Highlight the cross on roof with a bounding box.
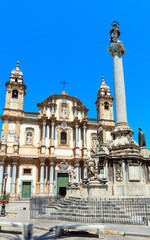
[60,80,68,91]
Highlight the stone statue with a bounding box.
[68,167,76,185]
[109,21,120,43]
[14,134,19,145]
[2,134,6,144]
[138,128,146,147]
[97,124,103,145]
[87,157,96,181]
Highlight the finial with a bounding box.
[16,60,20,70]
[101,74,105,84]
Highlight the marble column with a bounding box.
[108,24,127,126]
[46,124,50,147]
[75,124,79,148]
[51,122,55,146]
[11,162,17,194]
[83,165,87,183]
[83,126,87,148]
[42,120,46,146]
[0,163,4,193]
[76,164,79,186]
[40,161,45,193]
[49,163,54,193]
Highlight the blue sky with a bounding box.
[0,0,150,146]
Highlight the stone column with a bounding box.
[0,163,4,193]
[51,122,55,146]
[83,126,87,148]
[11,162,17,194]
[49,162,54,194]
[75,124,79,148]
[108,25,127,126]
[76,164,79,186]
[42,120,46,146]
[46,124,50,147]
[83,165,87,184]
[40,160,45,193]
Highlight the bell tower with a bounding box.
[96,75,114,121]
[95,75,114,142]
[4,61,26,116]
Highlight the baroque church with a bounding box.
[0,22,150,199]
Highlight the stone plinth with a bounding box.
[87,180,108,198]
[66,186,80,197]
[82,185,88,197]
[141,147,149,158]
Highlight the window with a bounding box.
[104,102,109,110]
[12,90,18,99]
[23,169,31,174]
[61,132,66,145]
[26,132,32,144]
[15,78,17,82]
[61,104,67,118]
[105,91,107,95]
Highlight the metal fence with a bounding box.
[30,197,150,226]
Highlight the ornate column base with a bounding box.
[87,180,108,198]
[66,186,80,197]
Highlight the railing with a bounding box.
[24,112,39,118]
[30,197,150,225]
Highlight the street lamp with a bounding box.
[1,172,8,216]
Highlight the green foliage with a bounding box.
[122,232,126,237]
[0,193,10,201]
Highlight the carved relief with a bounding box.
[115,163,122,182]
[58,160,68,171]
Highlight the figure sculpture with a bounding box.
[109,21,120,43]
[68,167,76,186]
[15,134,19,145]
[97,124,103,145]
[87,157,97,181]
[138,128,146,147]
[2,134,6,144]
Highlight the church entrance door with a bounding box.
[57,173,69,196]
[22,182,31,198]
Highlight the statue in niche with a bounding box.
[15,133,19,145]
[68,167,76,186]
[2,134,6,144]
[92,138,97,148]
[61,104,67,119]
[138,128,146,147]
[97,124,103,145]
[109,21,120,43]
[27,132,32,144]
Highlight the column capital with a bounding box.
[108,42,126,58]
[49,160,54,166]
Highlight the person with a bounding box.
[138,128,146,147]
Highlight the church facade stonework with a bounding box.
[0,23,150,199]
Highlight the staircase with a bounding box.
[31,197,150,225]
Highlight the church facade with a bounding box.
[0,62,114,198]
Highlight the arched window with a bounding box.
[104,102,109,110]
[26,132,33,144]
[61,104,67,118]
[12,90,18,99]
[61,132,66,145]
